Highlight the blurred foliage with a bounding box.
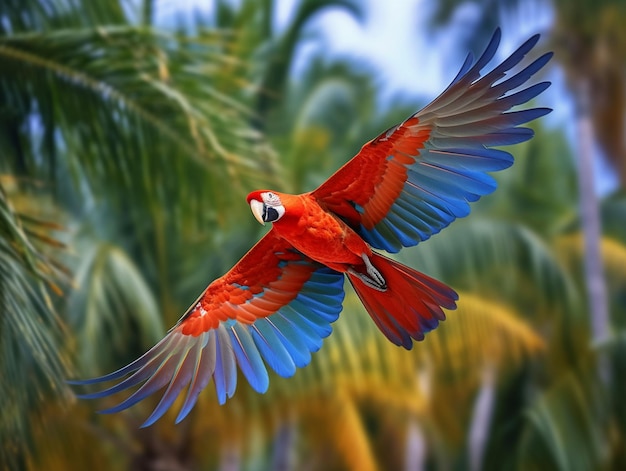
[1,0,625,470]
[431,0,626,186]
[0,179,71,470]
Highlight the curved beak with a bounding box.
[249,199,265,225]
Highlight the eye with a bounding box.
[263,191,281,207]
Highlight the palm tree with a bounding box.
[194,0,365,129]
[429,0,622,354]
[426,3,626,467]
[1,0,370,469]
[1,0,276,466]
[0,182,70,469]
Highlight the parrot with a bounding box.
[71,29,552,427]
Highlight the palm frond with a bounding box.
[555,233,626,330]
[518,368,610,471]
[0,181,69,468]
[274,57,378,192]
[0,26,277,227]
[407,218,580,316]
[67,240,163,375]
[1,0,130,34]
[303,393,379,471]
[602,191,626,241]
[254,0,366,123]
[483,125,579,237]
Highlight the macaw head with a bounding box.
[247,190,286,226]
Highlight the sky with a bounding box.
[154,0,553,96]
[152,0,619,195]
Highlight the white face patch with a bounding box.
[262,191,281,207]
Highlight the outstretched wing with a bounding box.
[69,232,345,427]
[313,29,552,253]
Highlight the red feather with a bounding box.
[348,253,457,348]
[180,232,315,336]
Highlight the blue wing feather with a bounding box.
[353,30,552,252]
[229,323,269,394]
[70,259,345,426]
[141,340,201,427]
[250,321,297,377]
[261,317,312,367]
[175,333,215,423]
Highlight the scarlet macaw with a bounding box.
[71,29,552,426]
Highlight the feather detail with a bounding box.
[348,253,458,349]
[313,28,552,253]
[70,235,345,426]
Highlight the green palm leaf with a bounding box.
[519,368,610,471]
[67,240,163,374]
[0,181,69,468]
[0,27,277,224]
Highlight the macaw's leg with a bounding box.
[348,254,387,292]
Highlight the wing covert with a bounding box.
[313,28,552,252]
[69,232,345,426]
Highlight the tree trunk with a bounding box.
[218,441,242,471]
[467,364,496,471]
[576,78,611,379]
[272,414,298,471]
[404,419,427,471]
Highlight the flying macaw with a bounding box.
[71,29,552,426]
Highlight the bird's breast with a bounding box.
[274,197,368,268]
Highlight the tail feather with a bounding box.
[348,253,458,349]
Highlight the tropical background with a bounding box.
[1,0,625,469]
